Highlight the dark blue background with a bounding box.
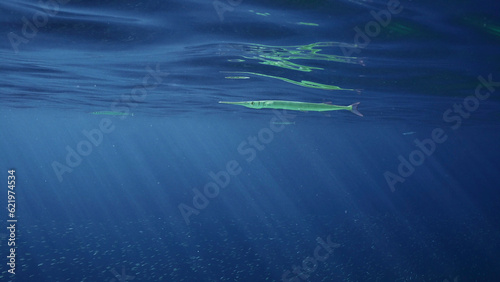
[1,0,499,281]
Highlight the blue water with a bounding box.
[1,0,500,281]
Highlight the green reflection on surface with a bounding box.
[224,42,358,91]
[387,22,415,36]
[248,10,271,16]
[223,71,353,91]
[225,76,250,79]
[297,22,319,26]
[464,15,500,37]
[236,42,357,72]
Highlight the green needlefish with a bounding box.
[91,111,134,116]
[219,100,363,117]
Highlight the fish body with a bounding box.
[91,111,134,116]
[219,100,362,116]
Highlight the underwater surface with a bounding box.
[1,0,500,281]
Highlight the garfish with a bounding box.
[91,111,134,116]
[219,100,363,116]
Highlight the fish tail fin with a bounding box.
[349,102,363,117]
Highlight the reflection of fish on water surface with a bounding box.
[91,111,134,116]
[222,71,355,91]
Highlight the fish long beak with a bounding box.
[219,101,247,105]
